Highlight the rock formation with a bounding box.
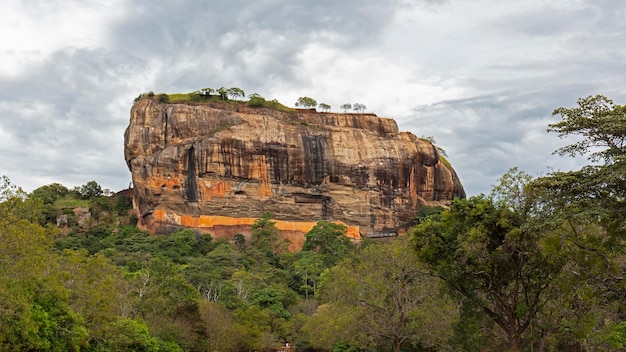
[124,99,465,250]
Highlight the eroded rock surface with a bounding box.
[124,99,465,249]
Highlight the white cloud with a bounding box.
[1,0,626,196]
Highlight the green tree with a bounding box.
[198,301,237,352]
[216,87,228,100]
[226,87,245,100]
[295,96,317,109]
[311,238,456,352]
[302,220,352,266]
[233,233,247,250]
[340,103,351,112]
[293,251,325,299]
[199,87,214,96]
[77,180,103,199]
[529,95,626,350]
[352,103,366,112]
[97,317,159,352]
[250,212,290,258]
[0,177,89,351]
[411,168,593,351]
[31,183,69,204]
[248,95,266,107]
[318,103,331,112]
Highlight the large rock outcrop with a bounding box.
[124,99,465,250]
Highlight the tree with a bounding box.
[311,238,456,352]
[529,95,626,350]
[0,177,90,351]
[199,87,214,96]
[537,95,626,228]
[77,180,103,199]
[247,93,266,107]
[250,212,290,257]
[352,103,366,113]
[233,233,246,250]
[412,205,444,225]
[97,318,159,352]
[31,183,69,204]
[302,221,352,265]
[295,96,317,109]
[226,87,245,100]
[318,103,331,112]
[59,249,124,343]
[340,103,352,112]
[216,87,228,100]
[293,251,325,299]
[411,168,600,351]
[199,301,237,352]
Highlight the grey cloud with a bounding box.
[107,0,398,94]
[0,48,142,191]
[404,89,597,196]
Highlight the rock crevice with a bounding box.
[124,99,465,248]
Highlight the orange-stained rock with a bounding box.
[150,209,360,251]
[124,98,465,250]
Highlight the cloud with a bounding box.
[2,0,626,198]
[0,48,146,191]
[406,89,597,195]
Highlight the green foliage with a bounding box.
[226,87,245,100]
[352,102,366,112]
[295,96,317,109]
[217,86,228,100]
[410,165,620,351]
[601,321,626,349]
[207,122,232,136]
[340,103,352,112]
[527,95,626,350]
[157,93,169,103]
[31,183,70,204]
[113,193,133,215]
[310,237,456,352]
[412,194,548,350]
[233,233,246,250]
[157,229,201,263]
[247,94,266,107]
[96,317,160,351]
[0,177,159,351]
[318,102,331,112]
[76,180,104,199]
[294,251,325,299]
[7,93,626,351]
[549,94,626,162]
[412,205,444,225]
[302,221,353,266]
[50,195,91,209]
[251,212,290,258]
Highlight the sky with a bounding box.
[2,0,626,196]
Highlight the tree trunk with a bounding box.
[507,333,520,352]
[393,338,401,352]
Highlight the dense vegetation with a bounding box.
[134,88,366,115]
[1,95,625,351]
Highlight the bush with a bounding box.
[248,96,266,107]
[158,94,170,103]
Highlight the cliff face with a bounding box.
[124,99,465,249]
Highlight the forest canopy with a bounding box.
[0,95,624,351]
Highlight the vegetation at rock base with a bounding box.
[1,94,625,351]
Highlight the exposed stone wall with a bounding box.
[124,99,465,248]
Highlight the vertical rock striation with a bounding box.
[124,99,465,249]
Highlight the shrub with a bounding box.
[157,94,169,103]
